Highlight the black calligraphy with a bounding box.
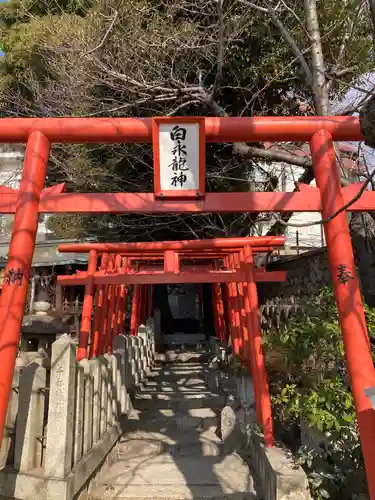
[5,268,24,286]
[169,125,189,187]
[336,264,354,285]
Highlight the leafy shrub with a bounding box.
[264,288,375,499]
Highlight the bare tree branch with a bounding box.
[233,142,312,168]
[240,0,313,85]
[82,9,118,57]
[270,168,375,228]
[336,1,364,69]
[266,2,313,84]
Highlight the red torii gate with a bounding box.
[56,236,286,447]
[0,116,374,497]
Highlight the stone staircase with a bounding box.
[89,351,257,499]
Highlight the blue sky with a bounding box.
[0,0,6,56]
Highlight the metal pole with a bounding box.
[311,130,375,499]
[0,131,50,446]
[77,249,97,361]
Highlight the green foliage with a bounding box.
[265,288,374,499]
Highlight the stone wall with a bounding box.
[258,248,331,328]
[258,237,375,326]
[209,338,312,500]
[0,321,156,500]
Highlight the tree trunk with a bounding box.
[304,0,330,115]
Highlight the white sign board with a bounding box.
[158,122,200,192]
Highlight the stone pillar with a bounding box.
[110,354,120,421]
[14,364,46,471]
[146,317,156,363]
[113,335,129,414]
[0,367,20,468]
[125,335,136,388]
[73,364,84,465]
[137,325,149,376]
[91,360,101,444]
[45,336,76,479]
[98,356,108,436]
[29,275,36,313]
[104,354,116,426]
[131,337,141,385]
[55,283,63,314]
[79,359,94,454]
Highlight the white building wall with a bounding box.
[0,146,52,239]
[254,163,325,252]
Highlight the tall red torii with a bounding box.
[0,116,373,497]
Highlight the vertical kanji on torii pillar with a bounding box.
[311,129,375,496]
[0,131,50,445]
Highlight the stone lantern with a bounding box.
[33,287,51,316]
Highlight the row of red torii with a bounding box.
[0,116,374,497]
[56,235,287,449]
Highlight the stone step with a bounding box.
[134,392,225,411]
[89,453,255,500]
[164,352,210,363]
[148,374,207,380]
[88,352,257,500]
[148,374,206,379]
[115,432,223,458]
[90,484,255,499]
[141,377,207,388]
[137,385,210,393]
[135,391,219,400]
[150,364,206,372]
[152,360,205,366]
[125,408,220,432]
